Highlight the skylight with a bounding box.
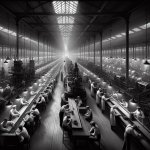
[53,1,78,14]
[53,1,78,44]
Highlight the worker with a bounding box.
[62,115,72,136]
[59,104,70,127]
[20,97,29,107]
[84,106,92,121]
[10,105,20,119]
[3,84,11,98]
[75,96,82,107]
[91,82,97,97]
[110,105,119,129]
[36,94,46,111]
[61,92,68,106]
[101,93,109,113]
[96,88,103,107]
[132,107,145,123]
[120,99,128,108]
[89,121,101,141]
[122,124,141,150]
[23,112,35,135]
[15,125,30,144]
[3,84,12,105]
[0,118,14,133]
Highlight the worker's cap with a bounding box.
[86,106,90,109]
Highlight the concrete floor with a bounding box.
[29,73,142,150]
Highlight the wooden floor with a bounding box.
[29,74,141,150]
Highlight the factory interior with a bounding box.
[0,0,150,150]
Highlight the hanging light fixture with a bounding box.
[144,8,150,65]
[4,59,8,63]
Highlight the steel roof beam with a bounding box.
[15,12,122,17]
[29,23,107,25]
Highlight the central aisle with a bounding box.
[30,75,67,150]
[29,73,124,150]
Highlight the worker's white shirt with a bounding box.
[96,90,101,104]
[101,96,106,110]
[110,107,116,126]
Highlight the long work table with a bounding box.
[68,98,91,138]
[78,63,150,150]
[68,99,82,129]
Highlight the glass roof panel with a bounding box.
[53,1,78,43]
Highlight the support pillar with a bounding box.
[38,32,39,63]
[93,35,96,65]
[16,18,20,60]
[100,32,103,72]
[125,15,130,83]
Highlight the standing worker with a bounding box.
[122,124,141,150]
[110,105,119,129]
[96,88,102,107]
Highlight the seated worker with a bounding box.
[122,124,142,150]
[59,104,70,127]
[23,112,35,135]
[31,107,41,126]
[61,92,68,106]
[41,92,49,104]
[45,88,52,101]
[132,107,145,123]
[89,121,101,141]
[10,105,20,119]
[20,97,29,107]
[75,96,82,107]
[62,115,72,136]
[15,125,30,144]
[30,90,37,96]
[0,118,14,133]
[36,94,46,111]
[120,99,128,108]
[30,106,40,116]
[84,106,92,121]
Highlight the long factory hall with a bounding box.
[0,0,150,150]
